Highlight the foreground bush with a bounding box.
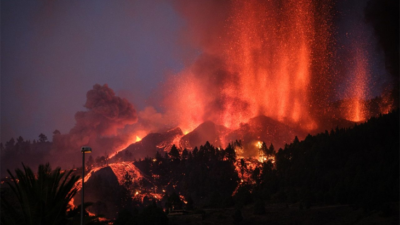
[1,163,79,225]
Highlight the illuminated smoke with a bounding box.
[52,84,138,166]
[166,0,334,133]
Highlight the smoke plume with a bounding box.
[52,84,138,167]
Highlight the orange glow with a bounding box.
[256,141,262,149]
[73,162,144,192]
[136,136,142,142]
[167,0,327,137]
[344,47,368,122]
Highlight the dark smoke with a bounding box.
[52,84,138,168]
[365,0,399,106]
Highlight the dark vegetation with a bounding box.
[130,111,399,224]
[132,110,399,211]
[271,111,399,211]
[1,133,53,177]
[0,163,98,225]
[133,142,240,208]
[1,111,398,224]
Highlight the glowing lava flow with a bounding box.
[73,162,144,192]
[136,136,142,142]
[107,134,141,160]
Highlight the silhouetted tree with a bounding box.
[169,145,180,160]
[1,163,80,225]
[38,133,48,143]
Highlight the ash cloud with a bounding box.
[52,84,138,168]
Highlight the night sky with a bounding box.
[1,0,193,142]
[1,0,392,143]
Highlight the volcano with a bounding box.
[226,115,308,152]
[109,127,183,162]
[111,114,313,162]
[179,121,230,150]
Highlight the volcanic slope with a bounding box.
[179,121,231,150]
[226,115,308,151]
[110,127,183,162]
[112,116,313,161]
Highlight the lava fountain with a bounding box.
[345,46,368,122]
[167,0,334,133]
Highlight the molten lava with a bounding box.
[168,0,333,135]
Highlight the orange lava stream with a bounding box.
[73,162,144,193]
[107,135,139,160]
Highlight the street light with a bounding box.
[81,146,92,225]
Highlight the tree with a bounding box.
[53,130,61,142]
[267,143,275,157]
[38,133,48,143]
[261,142,268,155]
[225,144,236,162]
[1,163,80,225]
[168,145,180,160]
[181,149,189,160]
[16,136,24,144]
[53,130,61,136]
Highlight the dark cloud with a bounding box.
[51,84,137,167]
